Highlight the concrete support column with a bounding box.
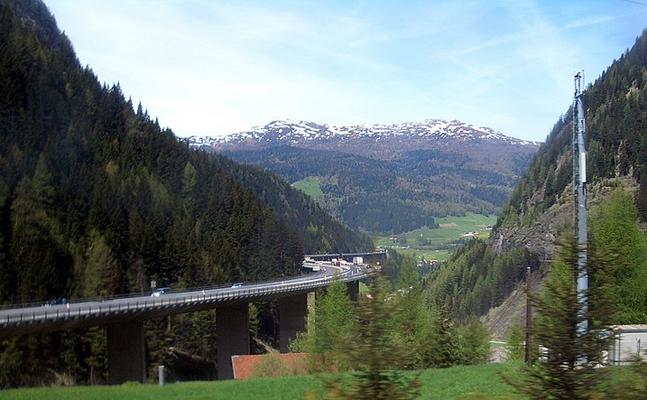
[107,320,146,384]
[279,293,308,353]
[217,303,249,380]
[346,280,359,301]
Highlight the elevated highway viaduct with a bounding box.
[0,261,373,383]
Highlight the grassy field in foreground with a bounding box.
[373,213,498,262]
[0,363,526,400]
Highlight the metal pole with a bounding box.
[158,365,165,386]
[525,265,532,366]
[573,72,588,336]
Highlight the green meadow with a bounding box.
[292,177,497,263]
[2,362,642,400]
[0,363,526,400]
[292,178,324,200]
[373,213,498,261]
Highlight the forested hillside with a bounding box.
[498,29,647,229]
[0,0,375,386]
[423,28,647,326]
[222,139,532,234]
[0,0,370,305]
[226,146,451,233]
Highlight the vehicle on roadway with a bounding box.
[43,298,68,307]
[231,283,243,288]
[150,287,171,297]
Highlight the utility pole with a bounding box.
[573,72,588,336]
[525,265,532,366]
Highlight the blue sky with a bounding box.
[46,0,647,142]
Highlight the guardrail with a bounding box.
[0,267,366,330]
[0,267,326,312]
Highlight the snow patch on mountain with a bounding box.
[185,119,540,148]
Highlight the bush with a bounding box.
[250,354,308,378]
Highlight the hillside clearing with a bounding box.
[374,213,498,261]
[292,177,324,199]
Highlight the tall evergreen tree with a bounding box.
[590,187,647,323]
[456,318,491,365]
[505,236,617,399]
[504,323,526,362]
[389,282,435,370]
[291,278,356,373]
[323,275,421,400]
[9,155,71,302]
[426,299,461,368]
[396,255,420,291]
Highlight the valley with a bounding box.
[3,0,647,395]
[201,119,539,234]
[293,173,499,261]
[373,213,498,262]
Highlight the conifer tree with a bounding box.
[504,323,525,362]
[505,236,616,399]
[426,299,461,368]
[291,278,356,373]
[323,275,421,400]
[457,318,491,365]
[590,188,647,323]
[396,255,420,291]
[389,284,435,370]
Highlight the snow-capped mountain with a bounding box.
[185,119,540,162]
[183,118,541,234]
[187,119,538,155]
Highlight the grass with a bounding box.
[421,213,497,243]
[292,178,324,200]
[0,376,323,400]
[291,181,496,262]
[0,363,526,400]
[373,213,498,261]
[3,362,644,399]
[417,363,525,399]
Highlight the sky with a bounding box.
[45,0,647,142]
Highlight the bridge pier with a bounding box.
[346,280,359,301]
[217,303,249,380]
[279,293,309,353]
[107,320,146,384]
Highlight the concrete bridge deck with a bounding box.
[0,267,361,338]
[0,259,375,383]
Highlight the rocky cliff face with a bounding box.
[490,196,566,261]
[491,172,638,263]
[483,175,639,339]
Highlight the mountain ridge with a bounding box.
[0,0,375,387]
[187,118,539,160]
[422,28,647,337]
[186,119,540,234]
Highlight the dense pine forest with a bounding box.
[499,29,647,228]
[223,137,532,234]
[0,0,375,386]
[423,28,647,325]
[0,0,371,304]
